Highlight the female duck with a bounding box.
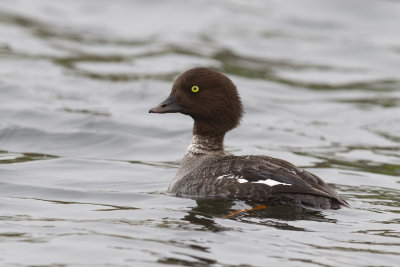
[149,67,348,209]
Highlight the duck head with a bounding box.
[149,67,243,136]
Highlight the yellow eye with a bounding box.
[191,85,199,93]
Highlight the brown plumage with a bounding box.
[171,67,243,136]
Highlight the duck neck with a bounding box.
[187,134,226,156]
[176,125,226,179]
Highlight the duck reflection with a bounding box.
[183,199,337,232]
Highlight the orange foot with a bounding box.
[224,205,267,218]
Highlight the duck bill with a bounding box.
[148,95,183,114]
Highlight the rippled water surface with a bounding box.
[1,0,400,266]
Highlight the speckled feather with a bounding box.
[168,155,349,209]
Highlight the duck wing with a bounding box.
[223,155,349,207]
[193,155,349,208]
[170,155,349,208]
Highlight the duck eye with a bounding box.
[191,85,199,93]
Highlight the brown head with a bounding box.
[149,67,243,136]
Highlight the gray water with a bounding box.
[0,0,399,266]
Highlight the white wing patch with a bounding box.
[253,179,291,186]
[217,174,291,186]
[217,174,248,183]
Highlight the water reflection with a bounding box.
[0,150,57,164]
[158,255,217,267]
[184,199,336,232]
[294,149,400,176]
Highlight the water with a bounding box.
[0,0,399,266]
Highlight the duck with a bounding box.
[149,67,349,209]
